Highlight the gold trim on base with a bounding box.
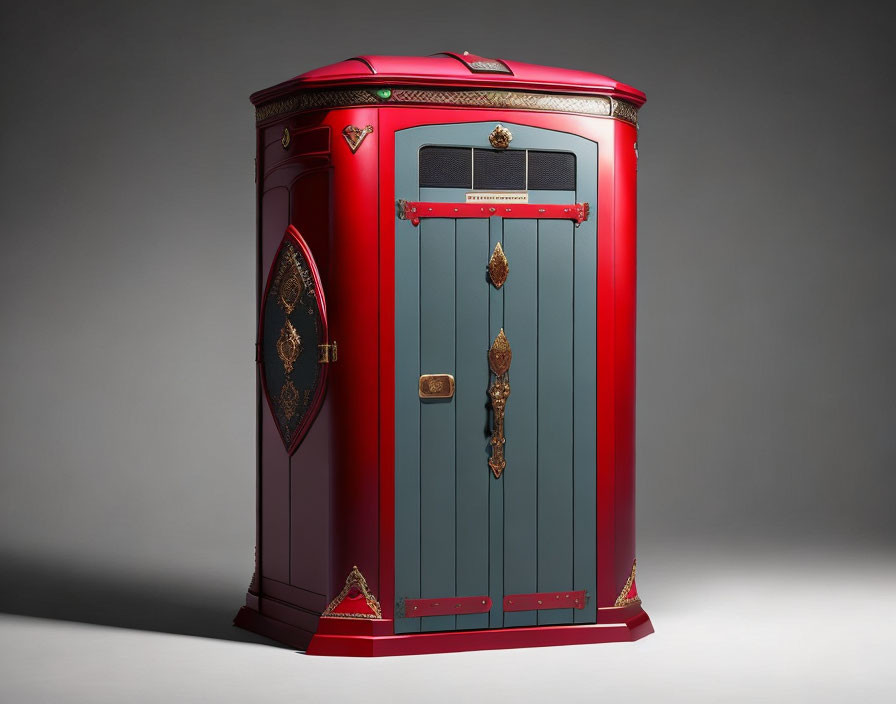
[321,566,383,619]
[614,558,642,607]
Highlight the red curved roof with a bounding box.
[250,53,646,107]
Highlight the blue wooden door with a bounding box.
[395,122,598,633]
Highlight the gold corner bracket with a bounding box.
[322,566,382,619]
[614,558,642,607]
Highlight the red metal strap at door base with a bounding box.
[403,595,492,618]
[503,590,587,612]
[398,200,589,226]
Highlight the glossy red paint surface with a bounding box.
[613,121,639,597]
[250,53,646,108]
[327,595,379,618]
[238,55,649,655]
[307,612,653,657]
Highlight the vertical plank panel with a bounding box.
[455,218,491,631]
[501,218,539,628]
[393,135,421,633]
[536,219,575,625]
[419,218,457,632]
[488,216,505,629]
[574,146,598,623]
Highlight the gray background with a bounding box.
[1,1,893,701]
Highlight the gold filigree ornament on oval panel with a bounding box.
[278,378,300,421]
[488,242,509,288]
[276,249,304,315]
[276,319,302,373]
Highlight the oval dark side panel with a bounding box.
[259,225,329,454]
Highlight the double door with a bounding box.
[394,122,598,632]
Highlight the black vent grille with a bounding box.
[419,146,472,188]
[418,146,577,191]
[527,150,576,190]
[473,149,526,190]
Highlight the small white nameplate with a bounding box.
[465,191,529,203]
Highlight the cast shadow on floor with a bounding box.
[0,553,290,648]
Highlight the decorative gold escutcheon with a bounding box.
[419,374,455,399]
[488,329,512,478]
[488,328,512,376]
[488,124,512,149]
[342,124,374,153]
[281,127,290,149]
[488,242,509,289]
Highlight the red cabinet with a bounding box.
[234,52,652,656]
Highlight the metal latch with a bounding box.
[318,341,338,363]
[419,374,455,399]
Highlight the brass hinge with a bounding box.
[318,341,338,363]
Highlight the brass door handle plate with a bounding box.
[419,374,455,399]
[488,329,512,478]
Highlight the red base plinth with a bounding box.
[234,604,653,657]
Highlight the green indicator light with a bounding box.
[375,88,392,100]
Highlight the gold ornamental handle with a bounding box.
[488,329,512,479]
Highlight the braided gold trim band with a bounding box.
[255,88,639,126]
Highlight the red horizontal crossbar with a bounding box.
[503,590,587,612]
[403,595,492,618]
[398,200,589,226]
